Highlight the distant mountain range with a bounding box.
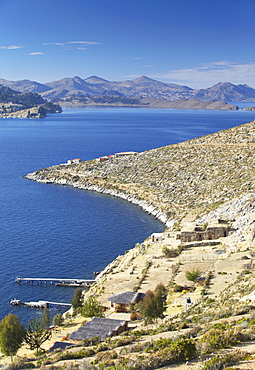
[1,75,255,102]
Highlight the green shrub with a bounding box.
[173,284,184,292]
[249,318,255,326]
[185,268,201,283]
[95,350,118,361]
[53,313,64,326]
[178,321,189,329]
[200,351,247,370]
[154,337,197,365]
[198,325,241,354]
[81,296,103,318]
[6,359,36,370]
[82,336,101,346]
[58,348,96,361]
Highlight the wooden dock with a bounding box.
[15,276,96,287]
[10,298,72,309]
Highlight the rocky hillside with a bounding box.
[26,119,255,225]
[1,75,255,102]
[0,86,62,118]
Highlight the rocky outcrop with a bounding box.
[197,191,255,246]
[0,86,62,118]
[0,106,47,118]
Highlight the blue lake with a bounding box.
[0,106,255,324]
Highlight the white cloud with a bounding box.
[43,41,100,46]
[43,42,65,46]
[67,41,101,45]
[0,45,23,50]
[28,52,45,55]
[143,65,154,68]
[152,61,255,88]
[124,57,143,60]
[42,41,100,51]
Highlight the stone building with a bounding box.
[179,220,229,243]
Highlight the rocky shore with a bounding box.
[25,171,171,226]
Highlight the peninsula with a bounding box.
[17,119,255,369]
[26,119,255,225]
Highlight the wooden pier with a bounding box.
[10,298,72,309]
[15,276,96,287]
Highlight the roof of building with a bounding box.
[181,220,229,233]
[115,151,138,156]
[151,232,163,238]
[69,317,127,341]
[108,291,144,304]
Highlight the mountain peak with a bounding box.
[85,76,109,84]
[212,82,236,88]
[133,75,156,83]
[72,76,87,83]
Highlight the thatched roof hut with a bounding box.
[69,317,128,341]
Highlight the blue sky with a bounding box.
[1,0,255,88]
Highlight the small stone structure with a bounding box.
[179,220,229,243]
[151,233,164,243]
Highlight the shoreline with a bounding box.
[25,172,173,228]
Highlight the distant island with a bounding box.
[1,75,255,113]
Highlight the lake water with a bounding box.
[1,106,255,324]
